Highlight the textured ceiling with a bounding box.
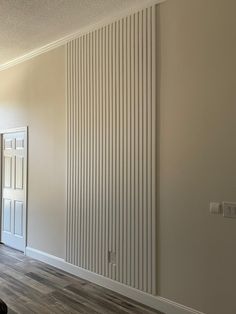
[0,0,152,66]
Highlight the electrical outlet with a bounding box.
[108,251,116,265]
[209,202,222,214]
[222,202,236,218]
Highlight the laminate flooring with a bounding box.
[0,245,163,314]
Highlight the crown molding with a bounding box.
[0,0,165,72]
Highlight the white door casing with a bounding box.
[1,129,27,252]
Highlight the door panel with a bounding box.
[4,138,13,150]
[4,156,12,188]
[1,131,27,251]
[15,156,24,189]
[16,138,24,150]
[14,201,23,236]
[3,199,11,232]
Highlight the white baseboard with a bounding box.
[25,247,205,314]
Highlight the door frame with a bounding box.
[0,126,28,253]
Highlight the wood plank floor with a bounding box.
[0,245,163,314]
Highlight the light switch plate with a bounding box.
[222,202,236,218]
[209,202,221,214]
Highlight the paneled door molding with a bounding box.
[0,127,28,253]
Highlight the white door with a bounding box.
[1,131,27,251]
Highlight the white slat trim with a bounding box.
[67,5,157,295]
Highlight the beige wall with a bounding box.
[0,1,236,313]
[0,46,66,258]
[158,1,236,314]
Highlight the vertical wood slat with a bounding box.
[112,22,116,281]
[143,8,148,292]
[66,5,157,295]
[151,5,157,295]
[147,7,152,294]
[108,23,113,279]
[130,12,135,289]
[138,10,143,291]
[95,29,99,275]
[115,20,120,282]
[126,15,131,287]
[123,17,127,285]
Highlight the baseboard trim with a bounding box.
[25,247,205,314]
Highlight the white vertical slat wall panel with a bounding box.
[66,5,157,295]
